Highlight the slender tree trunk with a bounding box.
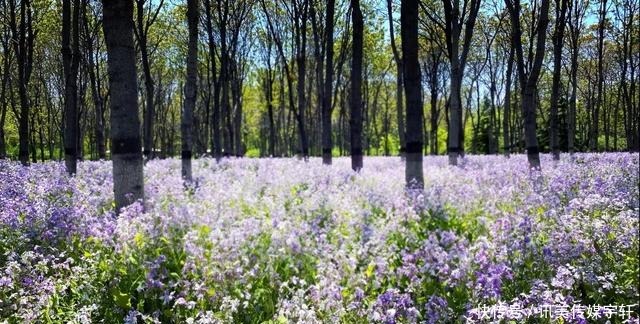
[567,0,584,155]
[322,0,335,165]
[204,0,220,160]
[350,0,363,171]
[448,70,462,164]
[135,0,159,160]
[29,109,36,163]
[9,0,34,165]
[63,0,81,174]
[387,0,405,158]
[401,0,423,189]
[507,0,549,169]
[232,73,242,156]
[0,111,5,159]
[592,0,607,152]
[429,53,440,155]
[219,3,231,156]
[568,42,578,154]
[83,6,106,160]
[182,0,197,182]
[503,48,513,157]
[294,1,309,158]
[550,0,568,160]
[263,37,276,157]
[522,86,541,167]
[102,0,144,212]
[440,0,481,164]
[0,35,9,159]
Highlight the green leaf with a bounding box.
[111,288,131,309]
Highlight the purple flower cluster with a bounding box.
[0,153,637,322]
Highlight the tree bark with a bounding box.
[134,0,162,160]
[350,0,363,171]
[428,51,441,155]
[503,48,513,157]
[567,0,584,154]
[83,2,106,160]
[401,0,423,189]
[387,0,405,158]
[507,0,550,169]
[550,0,568,160]
[204,0,221,160]
[63,0,81,174]
[322,0,335,164]
[182,0,198,182]
[440,0,481,165]
[294,0,310,158]
[0,28,10,159]
[592,0,607,152]
[9,0,35,165]
[102,0,144,212]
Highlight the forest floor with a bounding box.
[0,154,638,323]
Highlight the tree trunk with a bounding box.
[440,0,481,164]
[135,0,158,160]
[204,0,220,160]
[522,86,541,167]
[507,0,549,169]
[263,36,277,157]
[503,48,513,157]
[387,0,405,158]
[232,75,242,156]
[350,0,363,171]
[219,3,231,156]
[592,0,607,152]
[567,0,584,155]
[401,0,423,189]
[83,4,106,160]
[295,1,309,158]
[429,53,440,155]
[0,33,9,159]
[550,0,568,160]
[322,0,335,165]
[102,0,144,212]
[9,0,34,165]
[182,0,197,182]
[63,0,81,174]
[448,70,462,164]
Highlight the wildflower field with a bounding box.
[0,154,638,323]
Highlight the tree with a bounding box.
[0,14,11,159]
[401,0,423,188]
[387,0,406,158]
[260,0,310,159]
[506,0,551,169]
[322,0,335,164]
[503,45,514,156]
[292,0,310,158]
[134,0,164,160]
[549,0,568,160]
[259,31,277,157]
[203,0,221,160]
[62,0,81,174]
[83,1,107,159]
[8,0,36,165]
[350,0,363,171]
[613,0,639,152]
[567,0,587,154]
[181,0,198,181]
[102,0,144,211]
[424,0,481,165]
[592,0,607,151]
